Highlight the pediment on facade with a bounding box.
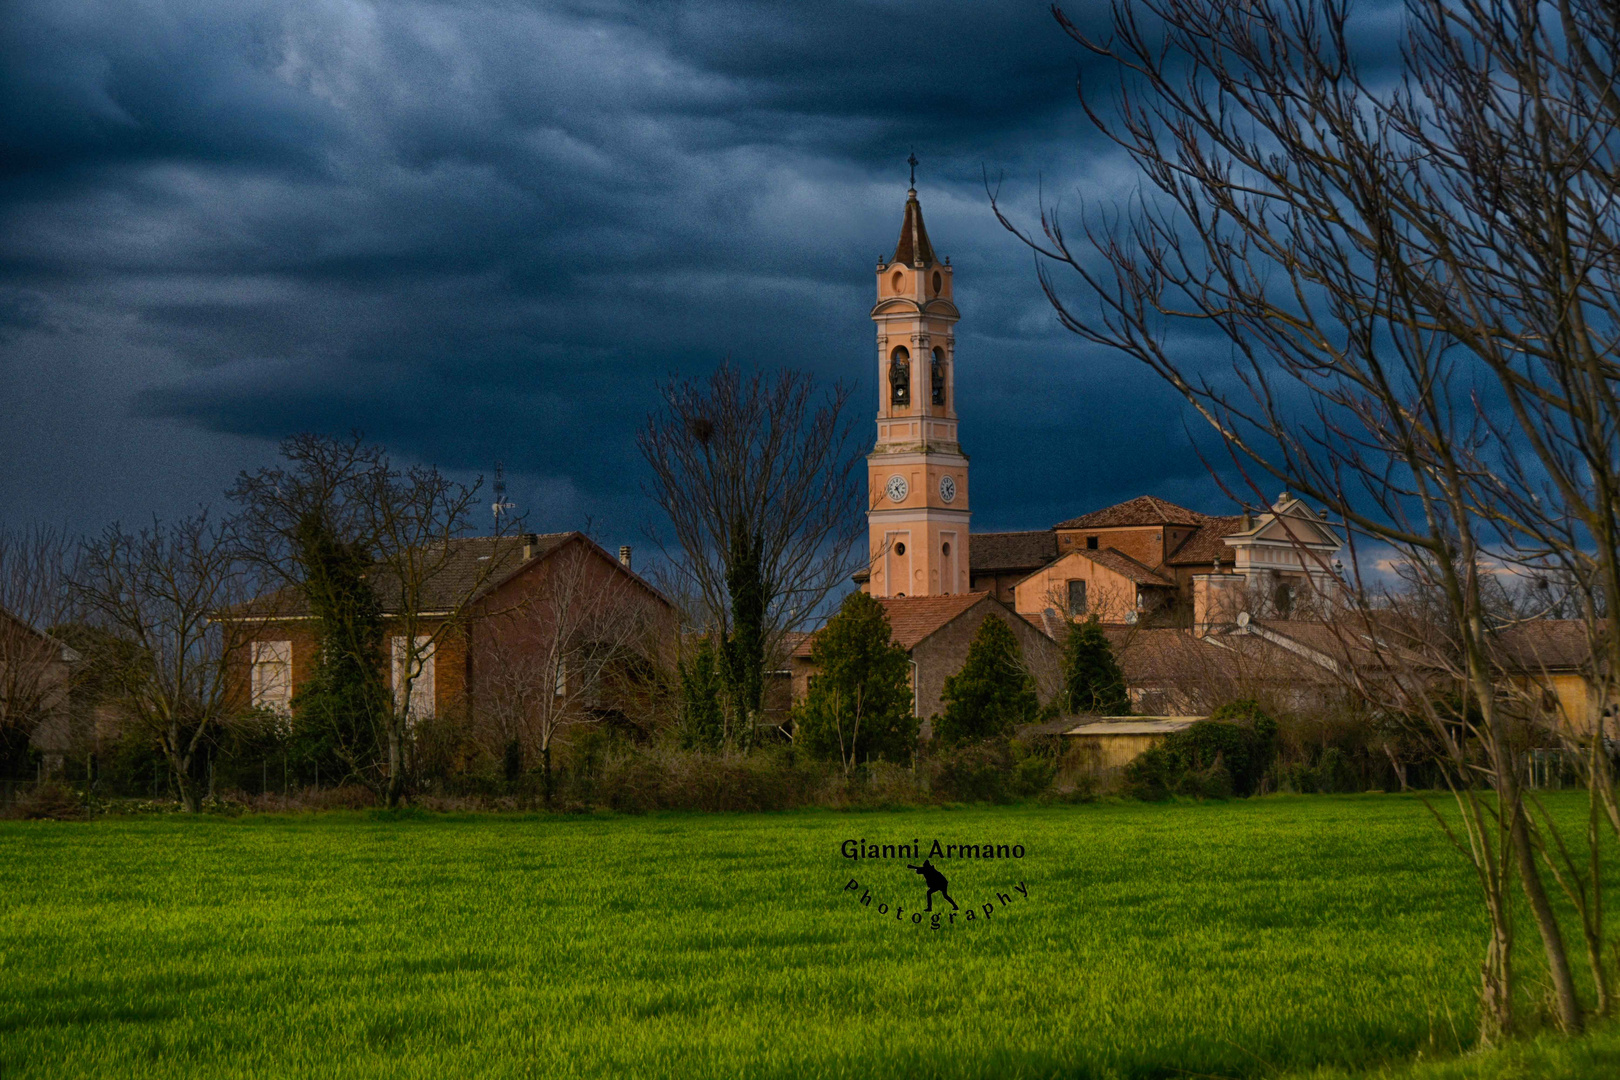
[870,297,923,316]
[1247,515,1340,548]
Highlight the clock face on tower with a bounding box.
[886,474,909,502]
[939,475,956,503]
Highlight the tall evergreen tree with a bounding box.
[679,637,725,752]
[793,591,915,774]
[1063,616,1130,716]
[288,511,387,781]
[935,616,1039,745]
[721,523,765,749]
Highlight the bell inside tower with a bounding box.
[889,347,911,407]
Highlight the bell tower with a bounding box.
[865,159,969,598]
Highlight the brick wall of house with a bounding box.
[1053,525,1167,568]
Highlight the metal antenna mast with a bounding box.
[491,461,516,526]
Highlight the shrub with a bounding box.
[935,617,1040,746]
[1319,747,1359,793]
[1123,702,1280,800]
[678,637,725,751]
[929,738,1055,804]
[3,783,88,821]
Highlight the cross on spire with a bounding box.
[907,150,918,189]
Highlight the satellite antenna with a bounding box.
[491,461,516,526]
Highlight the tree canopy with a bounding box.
[793,592,915,772]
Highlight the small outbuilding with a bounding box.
[1025,715,1204,772]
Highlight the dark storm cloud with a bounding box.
[0,0,1331,544]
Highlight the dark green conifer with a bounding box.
[1062,615,1130,715]
[935,616,1039,745]
[793,592,916,772]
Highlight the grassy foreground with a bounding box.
[1,794,1616,1079]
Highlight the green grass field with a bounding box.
[3,794,1619,1079]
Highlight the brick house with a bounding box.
[790,592,1062,740]
[2,606,77,773]
[226,533,676,736]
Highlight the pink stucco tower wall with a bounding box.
[865,181,970,598]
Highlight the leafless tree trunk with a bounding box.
[639,362,864,742]
[996,0,1613,1035]
[74,513,251,812]
[473,538,666,804]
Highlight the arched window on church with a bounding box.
[889,346,911,408]
[931,347,946,406]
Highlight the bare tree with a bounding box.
[0,526,78,795]
[995,0,1619,1036]
[639,362,864,743]
[74,513,252,812]
[472,537,668,804]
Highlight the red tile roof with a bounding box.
[793,592,994,657]
[969,530,1058,573]
[1055,495,1208,530]
[1165,516,1245,565]
[1087,547,1176,587]
[225,533,668,620]
[1492,620,1603,672]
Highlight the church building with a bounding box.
[853,173,1342,634]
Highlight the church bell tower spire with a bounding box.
[865,161,969,598]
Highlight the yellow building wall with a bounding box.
[1067,733,1165,772]
[1013,551,1143,624]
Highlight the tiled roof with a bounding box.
[793,592,994,657]
[229,532,595,619]
[1492,620,1603,672]
[368,534,575,613]
[1054,495,1208,530]
[891,190,937,266]
[969,530,1057,573]
[1165,516,1245,565]
[1086,547,1176,587]
[1242,619,1435,673]
[1102,628,1233,683]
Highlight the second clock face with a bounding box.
[886,474,909,502]
[939,475,957,503]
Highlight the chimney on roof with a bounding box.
[1242,511,1254,531]
[619,545,632,570]
[522,533,537,561]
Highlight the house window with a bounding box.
[1086,536,1099,550]
[250,640,292,716]
[1274,580,1295,617]
[391,635,436,725]
[1067,579,1088,616]
[931,347,946,406]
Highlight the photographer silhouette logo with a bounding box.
[839,838,1032,930]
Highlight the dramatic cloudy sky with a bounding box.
[0,0,1248,551]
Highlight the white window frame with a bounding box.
[392,635,436,726]
[250,640,293,718]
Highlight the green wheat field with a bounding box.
[4,795,1620,1079]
